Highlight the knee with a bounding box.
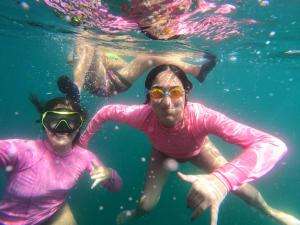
[138,194,160,213]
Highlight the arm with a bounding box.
[178,105,286,224]
[79,104,149,147]
[201,106,287,191]
[0,139,19,169]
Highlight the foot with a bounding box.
[196,52,217,83]
[116,209,138,225]
[57,75,80,103]
[268,208,300,225]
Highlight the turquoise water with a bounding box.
[0,1,300,225]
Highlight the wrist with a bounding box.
[212,172,231,193]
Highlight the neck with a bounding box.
[49,142,73,155]
[161,117,184,128]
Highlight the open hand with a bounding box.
[90,161,112,189]
[177,172,228,225]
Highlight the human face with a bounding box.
[45,104,80,153]
[150,70,186,127]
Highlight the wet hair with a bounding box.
[30,76,87,143]
[140,26,180,40]
[144,64,193,104]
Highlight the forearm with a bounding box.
[101,169,123,192]
[213,137,287,191]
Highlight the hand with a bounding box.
[177,172,228,225]
[90,161,112,189]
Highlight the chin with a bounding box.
[51,133,73,145]
[161,117,176,127]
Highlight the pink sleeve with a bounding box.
[201,106,287,191]
[80,104,149,147]
[86,151,123,192]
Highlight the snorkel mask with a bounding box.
[41,108,83,134]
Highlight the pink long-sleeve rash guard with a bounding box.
[80,102,287,191]
[0,139,122,225]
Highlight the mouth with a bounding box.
[162,108,175,114]
[53,132,71,138]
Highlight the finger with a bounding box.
[91,174,106,180]
[187,188,201,208]
[91,179,101,189]
[191,200,210,221]
[210,204,220,225]
[90,167,104,176]
[91,160,98,170]
[188,195,204,210]
[177,172,197,184]
[191,205,204,221]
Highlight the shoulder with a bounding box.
[100,103,150,112]
[72,145,97,159]
[0,139,43,162]
[186,102,206,117]
[187,102,221,116]
[0,138,40,150]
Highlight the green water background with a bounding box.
[0,1,300,224]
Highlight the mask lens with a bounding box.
[169,87,184,99]
[42,110,83,133]
[150,88,164,99]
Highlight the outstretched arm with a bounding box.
[201,107,287,191]
[178,104,287,224]
[79,104,149,147]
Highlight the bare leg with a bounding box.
[72,37,96,92]
[117,54,201,85]
[43,203,77,225]
[116,149,170,224]
[189,137,300,225]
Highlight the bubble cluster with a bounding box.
[163,158,178,171]
[5,165,13,172]
[20,1,30,10]
[141,157,146,162]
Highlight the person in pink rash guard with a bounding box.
[43,0,247,41]
[80,65,300,225]
[0,76,122,225]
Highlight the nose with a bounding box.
[160,95,172,108]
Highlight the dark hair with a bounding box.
[30,76,86,143]
[144,64,193,103]
[139,26,180,40]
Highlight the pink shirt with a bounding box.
[80,103,287,191]
[43,0,246,40]
[0,139,122,225]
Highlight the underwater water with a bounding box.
[0,0,300,225]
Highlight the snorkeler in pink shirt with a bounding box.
[80,65,300,225]
[43,0,244,41]
[0,76,122,225]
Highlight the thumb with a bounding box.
[210,203,220,225]
[177,172,197,183]
[91,160,98,170]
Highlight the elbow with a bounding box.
[274,138,288,158]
